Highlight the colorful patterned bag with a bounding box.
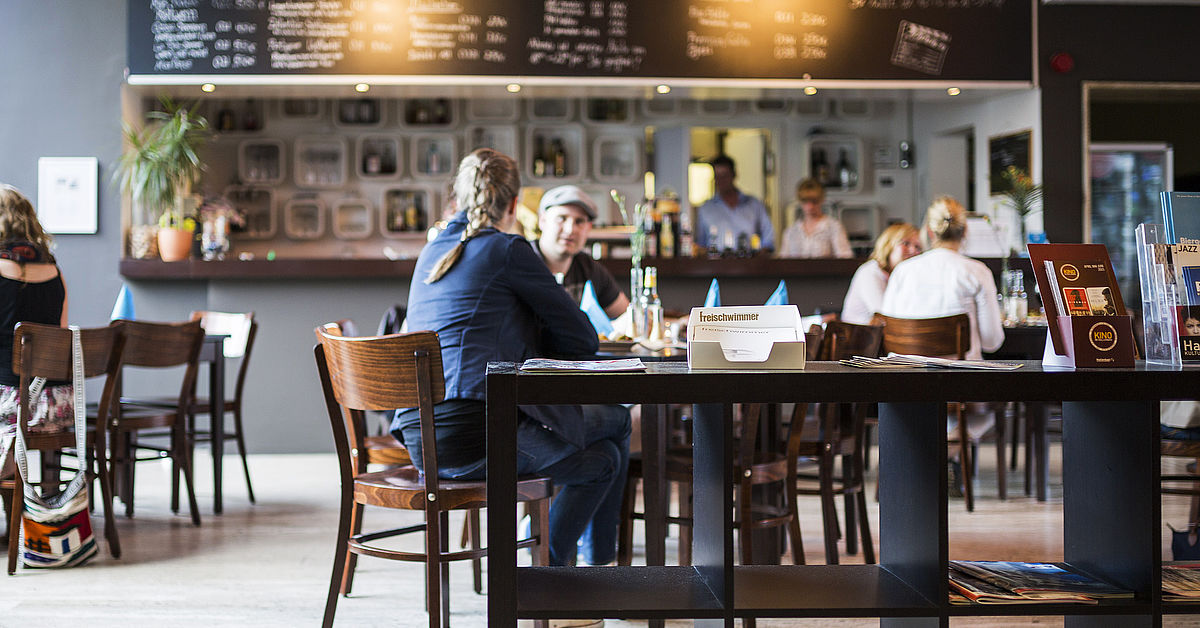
[13,326,97,568]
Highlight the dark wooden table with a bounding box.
[486,360,1197,626]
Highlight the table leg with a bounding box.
[641,403,667,568]
[879,402,946,628]
[486,370,519,627]
[1028,402,1048,502]
[1062,401,1157,628]
[693,402,734,627]
[210,340,226,515]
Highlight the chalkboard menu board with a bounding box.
[130,0,1032,82]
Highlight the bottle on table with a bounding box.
[630,267,645,339]
[642,266,664,341]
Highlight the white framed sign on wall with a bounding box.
[37,156,98,234]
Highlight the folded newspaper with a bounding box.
[841,354,1024,370]
[520,358,646,372]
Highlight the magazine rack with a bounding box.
[1029,243,1137,368]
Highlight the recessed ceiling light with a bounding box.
[200,83,216,93]
[803,86,818,96]
[354,83,370,93]
[506,83,522,93]
[947,87,961,96]
[656,84,671,95]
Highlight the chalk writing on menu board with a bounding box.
[132,0,1031,81]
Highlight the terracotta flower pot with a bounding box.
[158,227,194,262]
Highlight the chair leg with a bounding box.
[322,488,354,628]
[122,430,137,518]
[175,422,202,526]
[341,501,364,595]
[231,406,255,503]
[818,451,839,565]
[737,483,753,566]
[92,431,121,559]
[8,472,22,575]
[842,453,858,556]
[856,486,875,564]
[616,474,636,566]
[529,498,550,628]
[468,507,482,594]
[995,404,1007,501]
[439,510,451,628]
[786,477,806,566]
[678,480,692,566]
[423,503,444,628]
[957,404,974,512]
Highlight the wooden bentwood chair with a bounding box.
[314,328,552,628]
[4,322,125,574]
[784,320,882,565]
[872,313,981,511]
[106,319,204,526]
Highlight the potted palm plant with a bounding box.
[116,97,211,261]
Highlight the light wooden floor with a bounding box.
[2,444,1198,627]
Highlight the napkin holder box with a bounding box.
[687,339,807,370]
[1042,314,1135,369]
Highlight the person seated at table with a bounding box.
[0,184,70,544]
[880,196,1004,359]
[534,185,630,318]
[695,155,776,254]
[394,149,631,571]
[779,178,853,259]
[840,222,922,324]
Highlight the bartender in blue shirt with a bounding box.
[695,155,776,253]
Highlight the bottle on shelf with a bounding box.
[425,142,442,175]
[707,225,720,259]
[533,136,548,178]
[642,209,658,259]
[678,207,694,258]
[242,99,260,131]
[750,234,762,256]
[216,106,236,132]
[722,230,736,258]
[659,212,675,259]
[433,98,450,124]
[551,138,567,177]
[812,147,831,187]
[836,149,857,190]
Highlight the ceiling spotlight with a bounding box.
[803,86,818,96]
[656,84,671,95]
[946,87,961,96]
[200,83,216,93]
[354,83,370,93]
[506,83,522,93]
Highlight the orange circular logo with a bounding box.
[1088,322,1118,351]
[1060,264,1080,281]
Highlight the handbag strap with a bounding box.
[14,326,86,484]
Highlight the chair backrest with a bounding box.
[192,310,257,402]
[872,313,970,359]
[120,319,206,408]
[324,319,358,337]
[819,320,884,361]
[12,322,125,434]
[314,328,444,488]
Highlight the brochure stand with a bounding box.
[687,305,806,370]
[1029,243,1136,369]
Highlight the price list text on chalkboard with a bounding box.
[129,0,1032,83]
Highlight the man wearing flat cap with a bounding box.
[534,185,630,318]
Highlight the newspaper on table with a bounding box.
[841,354,1024,370]
[520,358,646,372]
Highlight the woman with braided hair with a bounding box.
[393,149,630,574]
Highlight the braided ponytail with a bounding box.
[425,149,521,283]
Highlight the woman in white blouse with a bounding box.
[840,223,921,324]
[879,196,1005,360]
[779,179,853,258]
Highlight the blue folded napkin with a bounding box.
[110,284,136,321]
[703,278,721,308]
[765,280,788,306]
[580,280,615,338]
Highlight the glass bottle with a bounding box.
[678,207,694,258]
[812,147,830,186]
[630,267,645,339]
[836,149,856,190]
[659,212,675,259]
[551,138,567,177]
[707,225,720,259]
[643,210,658,259]
[642,267,664,341]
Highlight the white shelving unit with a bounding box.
[525,123,585,184]
[464,125,519,162]
[284,196,326,240]
[332,197,373,240]
[356,135,402,180]
[333,98,385,128]
[807,135,866,195]
[527,98,575,122]
[380,186,436,238]
[592,134,643,183]
[294,136,348,189]
[238,139,286,185]
[400,98,456,129]
[410,134,457,180]
[224,185,276,240]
